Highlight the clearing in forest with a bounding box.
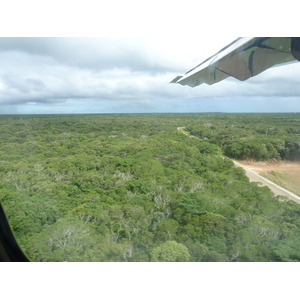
[238,160,300,198]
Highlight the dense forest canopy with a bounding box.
[186,113,300,161]
[1,113,300,262]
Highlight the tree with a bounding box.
[150,241,190,262]
[283,137,300,160]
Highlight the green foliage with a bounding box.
[283,137,300,160]
[1,113,300,262]
[187,113,300,161]
[151,241,191,262]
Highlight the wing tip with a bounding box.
[170,75,183,84]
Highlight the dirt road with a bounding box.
[177,127,300,204]
[231,159,300,204]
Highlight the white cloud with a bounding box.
[0,37,300,114]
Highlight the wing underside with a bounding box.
[171,37,300,88]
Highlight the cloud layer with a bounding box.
[0,37,300,114]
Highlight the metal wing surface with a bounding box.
[171,37,300,88]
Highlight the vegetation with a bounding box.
[1,113,300,262]
[186,113,300,161]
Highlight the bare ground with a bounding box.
[232,159,300,203]
[237,160,300,172]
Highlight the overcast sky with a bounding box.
[1,0,299,293]
[1,2,299,114]
[1,36,299,114]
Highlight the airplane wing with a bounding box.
[0,202,29,261]
[171,37,300,88]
